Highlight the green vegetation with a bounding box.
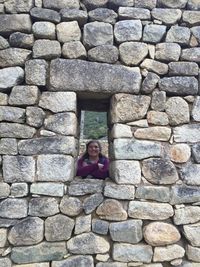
[83,111,107,139]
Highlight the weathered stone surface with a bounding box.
[191,26,200,43]
[11,242,67,264]
[153,244,185,262]
[128,201,173,220]
[83,193,104,214]
[183,11,200,25]
[88,45,118,63]
[173,124,200,143]
[110,160,141,184]
[174,206,200,225]
[136,186,170,202]
[0,228,7,247]
[144,222,180,246]
[181,48,200,62]
[9,85,39,106]
[170,185,200,204]
[30,7,61,23]
[192,144,200,163]
[39,92,76,113]
[0,67,24,91]
[45,214,74,241]
[135,0,157,9]
[143,24,166,43]
[96,262,127,267]
[142,59,168,76]
[183,222,200,246]
[157,0,187,8]
[152,8,182,25]
[0,106,25,123]
[37,154,74,182]
[0,123,36,138]
[83,22,113,48]
[119,42,148,66]
[142,158,178,185]
[0,36,9,49]
[180,262,200,267]
[26,107,45,128]
[3,155,35,183]
[44,112,77,135]
[75,214,91,234]
[114,20,142,43]
[187,0,200,10]
[60,196,82,216]
[119,7,150,20]
[49,59,141,94]
[62,41,87,59]
[83,0,108,10]
[179,164,200,185]
[32,22,55,39]
[43,0,79,10]
[96,199,127,221]
[0,15,32,35]
[192,96,200,122]
[56,21,81,43]
[151,90,166,111]
[113,139,162,160]
[111,124,132,139]
[159,77,198,96]
[5,0,33,13]
[10,183,28,197]
[8,217,44,246]
[67,232,110,254]
[9,32,34,49]
[113,243,153,263]
[104,182,135,200]
[166,25,191,45]
[89,8,117,24]
[147,111,168,126]
[134,126,171,141]
[110,220,142,244]
[61,9,87,27]
[169,62,199,76]
[141,72,159,94]
[29,197,59,217]
[0,93,8,105]
[33,40,61,59]
[52,256,94,267]
[187,245,200,262]
[169,144,191,163]
[0,198,28,219]
[25,59,48,86]
[0,218,19,228]
[0,183,10,199]
[68,178,104,196]
[0,48,31,68]
[155,43,181,62]
[92,219,109,235]
[0,258,11,267]
[31,183,64,197]
[13,264,49,267]
[109,0,134,10]
[111,94,150,123]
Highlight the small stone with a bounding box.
[67,232,110,254]
[191,26,200,43]
[104,182,135,200]
[0,36,9,50]
[83,22,113,48]
[95,254,110,262]
[192,144,200,163]
[135,0,157,9]
[0,48,31,68]
[37,154,74,182]
[119,42,148,66]
[169,144,191,163]
[170,185,200,205]
[0,67,24,92]
[181,48,200,63]
[153,244,185,262]
[5,0,33,13]
[68,178,104,196]
[32,21,56,40]
[183,11,200,25]
[0,228,7,247]
[173,124,200,143]
[33,40,61,59]
[60,9,87,27]
[82,0,108,10]
[155,42,181,61]
[140,59,168,75]
[0,183,10,199]
[8,217,44,246]
[43,0,79,10]
[26,107,45,128]
[0,106,25,123]
[114,20,142,43]
[136,185,170,202]
[9,85,39,106]
[56,21,81,43]
[9,32,34,49]
[0,258,11,267]
[28,197,59,217]
[128,201,173,220]
[147,111,168,126]
[89,8,117,24]
[110,220,143,244]
[0,198,28,219]
[83,193,104,214]
[62,41,86,59]
[30,7,61,23]
[180,164,200,186]
[174,206,200,225]
[152,8,182,24]
[144,222,181,246]
[187,245,200,262]
[166,25,191,45]
[75,214,91,235]
[31,183,64,197]
[111,124,132,139]
[10,183,28,197]
[141,72,159,94]
[45,214,74,241]
[143,24,166,43]
[92,219,109,235]
[192,96,200,121]
[96,199,127,221]
[108,0,134,10]
[134,126,171,141]
[169,62,199,76]
[119,7,150,20]
[151,90,166,111]
[0,93,8,105]
[127,119,148,127]
[88,45,118,64]
[183,222,200,246]
[25,59,48,86]
[187,0,200,10]
[60,196,82,216]
[52,256,94,267]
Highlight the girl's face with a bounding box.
[87,142,100,158]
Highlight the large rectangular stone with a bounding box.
[0,15,32,35]
[49,59,141,94]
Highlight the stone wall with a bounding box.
[0,0,200,266]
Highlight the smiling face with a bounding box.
[87,142,101,159]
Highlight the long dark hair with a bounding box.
[82,140,104,160]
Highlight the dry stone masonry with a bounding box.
[0,0,200,266]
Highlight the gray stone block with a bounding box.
[0,106,25,123]
[143,24,166,43]
[114,20,142,43]
[52,256,94,267]
[89,8,117,24]
[9,85,39,106]
[0,15,32,35]
[0,67,24,92]
[43,0,79,10]
[88,45,118,63]
[60,9,88,27]
[29,197,59,217]
[118,7,151,20]
[0,198,28,219]
[30,7,61,23]
[9,32,34,49]
[33,39,61,59]
[92,219,109,235]
[0,48,31,68]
